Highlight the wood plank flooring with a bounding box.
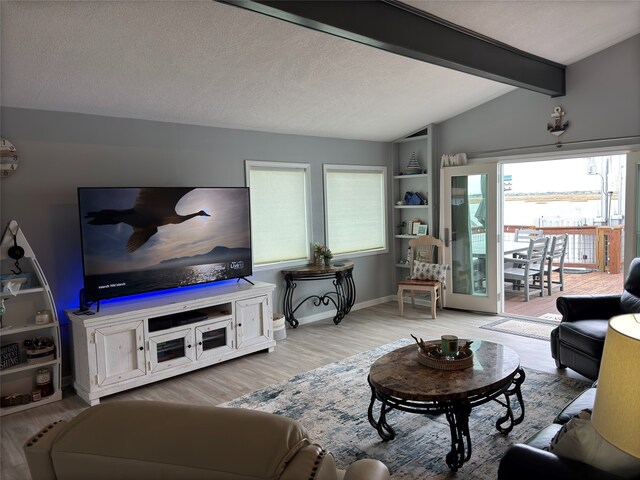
[0,302,590,480]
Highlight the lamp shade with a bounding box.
[591,314,640,458]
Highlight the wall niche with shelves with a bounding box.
[391,125,437,283]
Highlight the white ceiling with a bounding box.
[1,1,639,142]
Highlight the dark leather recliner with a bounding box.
[551,257,640,380]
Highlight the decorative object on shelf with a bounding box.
[403,191,426,205]
[547,106,569,137]
[0,138,18,178]
[417,224,428,236]
[441,153,467,168]
[6,221,24,275]
[0,343,19,370]
[24,337,55,364]
[36,368,53,397]
[35,310,52,325]
[409,219,421,235]
[411,334,474,370]
[401,151,422,175]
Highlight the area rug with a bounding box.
[538,313,562,322]
[221,339,589,479]
[480,317,558,340]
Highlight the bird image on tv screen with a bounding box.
[77,187,252,301]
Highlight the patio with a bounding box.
[504,268,625,318]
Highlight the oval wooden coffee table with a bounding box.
[367,340,525,471]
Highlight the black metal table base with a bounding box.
[367,368,526,471]
[283,269,355,328]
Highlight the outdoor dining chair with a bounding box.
[503,236,549,301]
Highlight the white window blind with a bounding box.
[246,161,311,266]
[324,165,387,255]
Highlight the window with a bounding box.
[245,161,311,268]
[323,165,387,256]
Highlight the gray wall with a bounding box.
[0,110,394,374]
[437,34,640,157]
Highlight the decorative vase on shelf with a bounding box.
[324,257,331,267]
[314,253,323,266]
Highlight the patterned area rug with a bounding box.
[222,339,589,479]
[480,317,558,341]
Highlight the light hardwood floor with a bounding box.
[0,301,589,480]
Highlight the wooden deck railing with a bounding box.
[503,225,624,273]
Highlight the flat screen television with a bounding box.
[77,187,252,302]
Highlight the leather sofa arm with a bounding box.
[342,458,390,480]
[498,444,628,480]
[23,420,68,480]
[556,295,622,322]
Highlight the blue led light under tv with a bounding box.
[77,187,252,303]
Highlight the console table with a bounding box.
[281,261,355,328]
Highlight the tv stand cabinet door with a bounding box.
[93,320,146,387]
[235,295,271,350]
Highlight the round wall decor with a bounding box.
[1,138,18,177]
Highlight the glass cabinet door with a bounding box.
[195,318,234,360]
[148,328,194,373]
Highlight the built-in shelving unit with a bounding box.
[0,220,62,416]
[392,125,437,284]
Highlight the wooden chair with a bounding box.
[503,236,549,301]
[397,235,445,318]
[542,234,568,295]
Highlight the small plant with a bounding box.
[322,248,333,260]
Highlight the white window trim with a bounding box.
[245,160,312,271]
[323,164,388,258]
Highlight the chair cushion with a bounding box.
[558,321,607,358]
[554,387,597,424]
[548,409,640,479]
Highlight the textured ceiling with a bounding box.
[1,1,639,142]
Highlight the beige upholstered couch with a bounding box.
[24,401,390,480]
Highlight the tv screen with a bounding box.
[77,187,252,302]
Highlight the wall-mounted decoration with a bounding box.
[547,106,569,137]
[1,139,18,177]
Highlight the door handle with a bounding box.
[444,228,450,248]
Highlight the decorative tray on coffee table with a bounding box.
[412,336,474,371]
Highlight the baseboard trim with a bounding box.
[292,295,396,326]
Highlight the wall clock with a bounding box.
[1,138,18,177]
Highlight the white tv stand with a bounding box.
[66,281,275,406]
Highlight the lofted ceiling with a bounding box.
[1,1,639,142]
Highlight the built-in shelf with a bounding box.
[0,321,59,336]
[0,358,59,377]
[395,234,418,239]
[0,287,45,298]
[395,263,411,269]
[394,205,429,209]
[393,173,429,180]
